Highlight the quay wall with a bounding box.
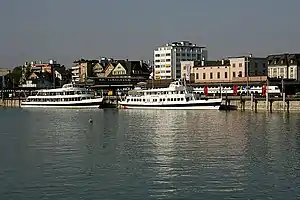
[0,99,22,108]
[227,99,300,111]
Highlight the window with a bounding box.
[233,63,236,68]
[255,63,258,68]
[210,72,213,79]
[155,54,160,57]
[166,59,171,62]
[263,63,266,68]
[239,63,242,67]
[166,53,171,56]
[183,66,186,70]
[225,72,228,78]
[233,72,236,77]
[280,68,284,74]
[203,73,206,79]
[238,71,242,77]
[217,72,220,79]
[196,73,199,79]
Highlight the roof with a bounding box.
[267,53,300,66]
[193,60,230,67]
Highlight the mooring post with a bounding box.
[283,93,286,111]
[270,100,273,113]
[255,100,257,113]
[250,93,253,111]
[287,100,290,113]
[265,93,268,111]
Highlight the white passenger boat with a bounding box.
[21,83,103,108]
[119,80,222,110]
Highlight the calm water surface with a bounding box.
[0,108,299,199]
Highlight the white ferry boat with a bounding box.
[119,80,222,110]
[21,83,103,108]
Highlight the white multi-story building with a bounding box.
[153,41,207,80]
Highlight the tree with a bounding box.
[4,66,23,88]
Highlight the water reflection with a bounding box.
[1,109,300,199]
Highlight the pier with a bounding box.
[222,95,300,112]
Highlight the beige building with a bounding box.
[181,55,268,84]
[181,60,230,83]
[228,56,267,80]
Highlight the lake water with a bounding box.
[0,108,299,199]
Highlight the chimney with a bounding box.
[222,59,224,65]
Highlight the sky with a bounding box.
[1,0,300,68]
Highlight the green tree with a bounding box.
[4,66,23,88]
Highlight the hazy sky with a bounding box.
[1,0,300,68]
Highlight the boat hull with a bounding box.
[20,98,103,109]
[119,99,222,110]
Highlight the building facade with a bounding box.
[228,56,268,80]
[154,41,207,80]
[181,60,230,83]
[181,55,267,84]
[267,53,300,81]
[71,58,151,85]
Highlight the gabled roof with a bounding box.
[30,71,52,79]
[103,62,117,72]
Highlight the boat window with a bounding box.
[177,98,180,101]
[167,98,170,101]
[82,97,86,100]
[181,98,184,101]
[171,98,173,101]
[143,99,145,102]
[69,91,75,95]
[186,97,189,102]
